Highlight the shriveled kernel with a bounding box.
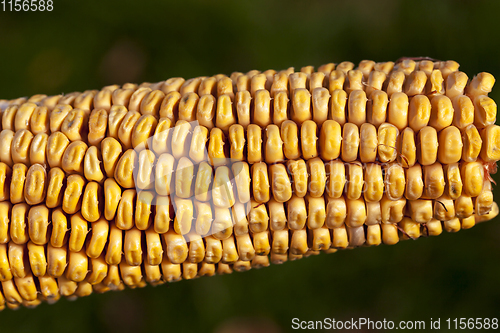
[301,120,318,160]
[408,199,433,223]
[14,273,38,301]
[2,105,18,131]
[381,223,399,245]
[0,202,11,244]
[325,160,345,199]
[398,127,416,168]
[74,90,97,111]
[154,196,172,234]
[88,109,108,146]
[29,133,48,166]
[194,161,213,202]
[47,243,67,278]
[336,61,355,74]
[178,92,199,122]
[208,127,227,166]
[452,95,474,130]
[345,163,363,200]
[62,174,86,215]
[480,125,500,162]
[28,205,50,245]
[306,196,326,229]
[443,163,463,200]
[11,129,33,165]
[460,162,484,197]
[341,123,360,162]
[10,203,29,245]
[461,124,482,162]
[399,217,421,240]
[48,104,71,133]
[215,94,236,133]
[269,164,292,203]
[124,228,143,266]
[115,189,136,230]
[408,95,431,132]
[27,241,46,277]
[86,218,109,259]
[107,105,128,139]
[232,162,251,204]
[359,123,378,163]
[131,115,157,150]
[235,91,251,128]
[118,111,141,150]
[10,163,28,204]
[253,231,271,256]
[312,88,329,126]
[329,89,347,126]
[252,162,270,203]
[394,59,416,75]
[69,213,88,253]
[287,195,307,230]
[384,163,405,200]
[253,90,271,128]
[324,196,346,231]
[363,163,384,202]
[128,87,152,112]
[140,90,165,117]
[163,230,188,264]
[61,141,88,175]
[0,130,15,167]
[387,92,409,131]
[291,88,312,125]
[417,126,438,166]
[50,208,68,248]
[331,225,348,249]
[155,153,175,197]
[101,137,122,178]
[367,92,390,132]
[455,195,474,219]
[30,106,49,135]
[329,71,346,93]
[425,219,443,236]
[0,163,11,202]
[404,70,427,96]
[281,120,300,160]
[422,163,446,199]
[66,249,88,282]
[385,70,405,97]
[429,95,454,132]
[81,182,103,223]
[434,195,455,221]
[114,149,137,189]
[348,90,367,126]
[365,70,387,98]
[105,225,123,265]
[135,191,154,231]
[61,109,87,142]
[377,123,398,163]
[173,197,194,235]
[273,91,289,126]
[446,71,468,99]
[307,158,326,198]
[264,125,284,164]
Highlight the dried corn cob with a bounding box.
[0,58,498,311]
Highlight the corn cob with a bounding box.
[0,58,498,311]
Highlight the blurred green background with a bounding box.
[1,0,500,332]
